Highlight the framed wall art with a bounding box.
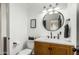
[30,19,36,28]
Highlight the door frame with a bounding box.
[0,3,10,55]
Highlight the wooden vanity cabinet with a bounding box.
[34,41,74,55]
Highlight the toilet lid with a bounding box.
[18,49,32,55]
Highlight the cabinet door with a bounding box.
[34,41,49,55]
[51,46,69,55]
[34,41,74,55]
[50,44,74,55]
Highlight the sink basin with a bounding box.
[35,38,74,46]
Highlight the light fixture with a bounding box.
[55,7,60,10]
[42,6,47,13]
[49,11,53,14]
[42,3,61,13]
[54,10,58,14]
[54,3,60,10]
[48,4,53,12]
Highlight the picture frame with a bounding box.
[30,19,36,28]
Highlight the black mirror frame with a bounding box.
[42,10,64,31]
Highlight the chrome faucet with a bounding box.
[50,32,52,39]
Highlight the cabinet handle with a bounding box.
[48,47,53,55]
[48,47,52,50]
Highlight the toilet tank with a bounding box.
[26,40,34,49]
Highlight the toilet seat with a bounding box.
[18,49,32,55]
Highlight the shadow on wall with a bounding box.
[77,4,79,46]
[23,41,27,49]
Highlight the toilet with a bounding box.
[18,40,34,55]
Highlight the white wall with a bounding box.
[27,3,77,47]
[9,3,28,55]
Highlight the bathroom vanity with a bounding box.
[34,4,75,55]
[34,38,74,55]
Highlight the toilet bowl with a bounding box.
[18,49,32,55]
[18,40,34,55]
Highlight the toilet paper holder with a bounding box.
[13,42,17,47]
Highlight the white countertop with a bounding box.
[35,38,74,46]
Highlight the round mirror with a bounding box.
[43,10,64,31]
